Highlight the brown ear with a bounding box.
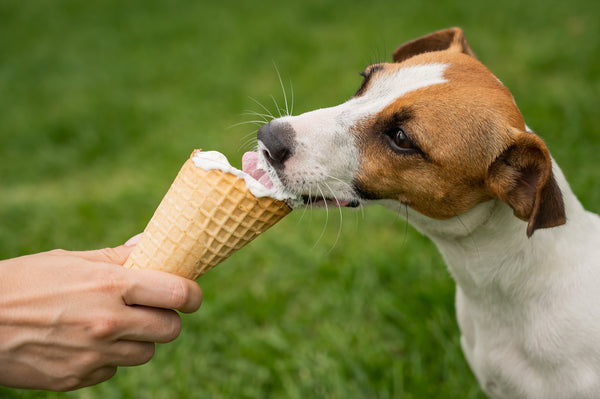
[486,130,566,237]
[393,27,477,63]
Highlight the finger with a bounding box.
[124,233,143,247]
[65,245,134,265]
[118,306,182,343]
[122,268,203,313]
[106,340,156,367]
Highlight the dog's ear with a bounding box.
[486,129,566,237]
[393,27,477,63]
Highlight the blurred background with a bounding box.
[1,0,598,397]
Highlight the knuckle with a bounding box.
[169,278,191,310]
[90,312,121,339]
[97,246,129,265]
[96,268,126,295]
[47,368,82,392]
[78,351,103,369]
[47,248,69,257]
[45,350,116,391]
[55,366,117,391]
[167,279,202,313]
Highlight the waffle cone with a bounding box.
[124,153,291,279]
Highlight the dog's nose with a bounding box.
[257,121,295,169]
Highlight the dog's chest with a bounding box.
[456,278,600,399]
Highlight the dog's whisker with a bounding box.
[242,108,273,118]
[240,130,259,141]
[295,200,309,225]
[353,204,365,229]
[322,181,344,252]
[297,185,318,241]
[289,80,294,116]
[241,108,272,116]
[235,130,258,152]
[324,174,355,193]
[248,96,276,121]
[273,62,291,117]
[270,94,284,118]
[296,185,313,225]
[239,135,258,151]
[228,120,267,129]
[238,135,259,153]
[240,110,272,122]
[238,133,256,145]
[312,184,331,249]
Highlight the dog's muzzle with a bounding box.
[257,119,361,209]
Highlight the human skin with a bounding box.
[0,242,203,391]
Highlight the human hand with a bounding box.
[0,242,202,391]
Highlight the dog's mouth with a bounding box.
[242,151,361,209]
[301,195,360,208]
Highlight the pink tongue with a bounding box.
[335,199,351,207]
[242,152,274,189]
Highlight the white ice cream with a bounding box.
[191,150,291,201]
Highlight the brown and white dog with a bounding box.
[252,28,600,398]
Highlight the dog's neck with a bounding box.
[379,161,585,302]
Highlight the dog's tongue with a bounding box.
[242,151,274,189]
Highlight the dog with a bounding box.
[253,28,600,398]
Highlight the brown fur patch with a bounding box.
[354,53,527,220]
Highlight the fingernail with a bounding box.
[125,233,143,247]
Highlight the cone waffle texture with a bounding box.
[124,154,291,279]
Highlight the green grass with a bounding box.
[1,0,598,397]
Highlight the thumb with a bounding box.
[68,245,134,265]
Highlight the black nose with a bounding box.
[257,121,295,169]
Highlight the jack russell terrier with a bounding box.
[249,28,600,398]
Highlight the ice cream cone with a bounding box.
[124,151,291,279]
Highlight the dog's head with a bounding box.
[257,27,566,237]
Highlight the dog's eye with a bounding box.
[390,129,414,152]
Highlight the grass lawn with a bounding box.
[1,0,598,397]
